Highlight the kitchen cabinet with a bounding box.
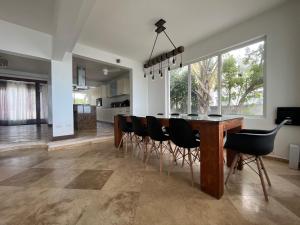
[99,84,107,98]
[96,107,130,123]
[117,78,129,95]
[98,77,129,98]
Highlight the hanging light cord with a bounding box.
[147,33,159,65]
[163,30,176,49]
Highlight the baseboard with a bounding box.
[51,134,75,141]
[264,155,289,163]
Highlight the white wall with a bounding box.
[51,52,74,137]
[0,20,52,60]
[147,73,167,115]
[73,43,148,116]
[147,0,300,159]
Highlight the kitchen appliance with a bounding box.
[96,98,103,107]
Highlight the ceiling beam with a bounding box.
[52,0,95,60]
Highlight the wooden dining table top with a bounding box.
[123,114,243,122]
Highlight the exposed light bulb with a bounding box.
[172,57,176,65]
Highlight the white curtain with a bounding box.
[40,83,48,120]
[0,81,7,120]
[0,80,36,122]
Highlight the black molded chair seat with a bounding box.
[119,115,133,133]
[224,128,278,156]
[146,116,170,142]
[208,114,222,117]
[170,113,180,116]
[117,115,133,152]
[164,127,199,143]
[169,118,200,148]
[168,118,200,186]
[131,116,148,137]
[187,113,198,116]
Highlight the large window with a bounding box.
[169,38,265,116]
[191,56,219,114]
[170,66,188,113]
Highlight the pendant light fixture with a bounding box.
[144,19,184,80]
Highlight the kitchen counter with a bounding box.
[96,107,130,123]
[73,104,96,130]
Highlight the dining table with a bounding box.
[114,114,243,199]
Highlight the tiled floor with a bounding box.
[0,122,114,150]
[0,124,50,144]
[0,139,299,225]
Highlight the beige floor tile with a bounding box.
[0,138,299,225]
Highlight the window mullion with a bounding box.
[217,54,222,115]
[187,64,191,114]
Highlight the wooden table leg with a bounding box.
[226,124,243,170]
[226,149,237,167]
[200,123,224,199]
[114,116,122,147]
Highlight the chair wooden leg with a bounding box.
[256,157,269,201]
[117,133,124,151]
[182,148,186,167]
[233,154,242,174]
[168,141,176,161]
[259,157,271,186]
[125,134,128,153]
[145,141,155,165]
[160,142,163,174]
[143,138,148,162]
[187,149,194,187]
[225,154,239,185]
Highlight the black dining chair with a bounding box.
[170,113,180,116]
[157,113,164,116]
[117,115,133,152]
[131,116,149,160]
[187,113,198,116]
[224,119,288,201]
[146,116,174,173]
[185,114,200,139]
[168,118,200,186]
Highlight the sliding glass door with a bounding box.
[0,80,48,125]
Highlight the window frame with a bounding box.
[168,36,267,118]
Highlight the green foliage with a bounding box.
[221,43,264,114]
[170,67,188,113]
[170,42,265,115]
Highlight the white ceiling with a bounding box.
[0,51,51,75]
[79,0,287,62]
[0,0,54,34]
[73,56,129,82]
[0,0,288,62]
